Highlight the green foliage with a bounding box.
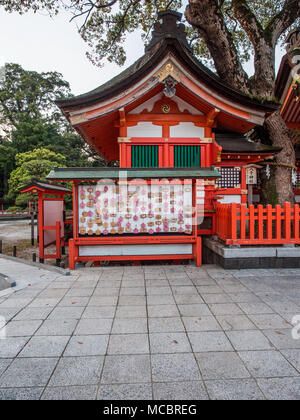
[7,147,66,204]
[0,63,104,199]
[5,205,24,213]
[0,63,71,130]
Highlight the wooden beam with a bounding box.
[126,114,207,124]
[119,107,126,127]
[206,108,220,127]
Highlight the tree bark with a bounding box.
[263,110,296,204]
[251,40,275,100]
[259,166,278,206]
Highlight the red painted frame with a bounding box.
[20,185,70,263]
[119,137,219,169]
[69,179,202,269]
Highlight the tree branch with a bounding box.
[232,0,264,45]
[232,0,276,98]
[266,0,300,45]
[89,0,119,10]
[185,0,250,93]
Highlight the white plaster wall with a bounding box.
[127,122,162,137]
[170,123,205,138]
[218,195,242,204]
[129,93,163,114]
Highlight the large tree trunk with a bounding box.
[259,165,278,206]
[185,0,297,205]
[251,40,275,100]
[263,110,296,204]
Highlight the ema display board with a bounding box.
[77,181,194,237]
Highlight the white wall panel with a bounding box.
[170,123,204,138]
[127,122,162,137]
[79,244,193,257]
[218,195,242,204]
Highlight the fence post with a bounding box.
[249,205,255,240]
[267,205,273,241]
[56,221,61,266]
[294,204,300,241]
[240,205,246,240]
[231,204,237,241]
[284,202,291,241]
[258,205,264,241]
[275,205,282,241]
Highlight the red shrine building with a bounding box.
[46,11,298,269]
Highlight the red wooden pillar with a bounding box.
[196,237,202,267]
[69,239,75,270]
[241,167,247,204]
[126,145,132,167]
[163,143,169,167]
[55,221,62,262]
[72,182,78,240]
[38,192,44,262]
[119,143,127,167]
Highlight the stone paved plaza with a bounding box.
[0,258,300,400]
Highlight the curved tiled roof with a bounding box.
[215,131,282,154]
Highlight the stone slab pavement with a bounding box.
[0,258,299,400]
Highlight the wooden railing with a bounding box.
[215,202,300,245]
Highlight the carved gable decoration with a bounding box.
[143,97,190,115]
[154,60,182,83]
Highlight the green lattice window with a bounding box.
[131,145,158,168]
[174,146,201,168]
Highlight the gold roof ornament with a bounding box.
[155,60,182,84]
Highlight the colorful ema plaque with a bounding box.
[77,180,194,237]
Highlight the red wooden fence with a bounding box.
[215,202,300,245]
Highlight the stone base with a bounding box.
[203,238,300,269]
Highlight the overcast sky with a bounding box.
[0,8,285,96]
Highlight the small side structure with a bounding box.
[20,181,71,265]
